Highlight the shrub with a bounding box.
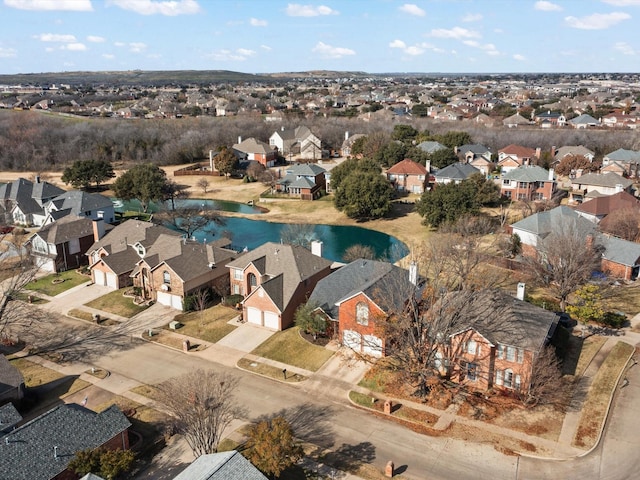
[599,312,626,329]
[223,294,243,307]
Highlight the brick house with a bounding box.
[497,144,540,175]
[275,163,327,200]
[574,190,640,224]
[232,137,278,168]
[386,159,429,194]
[500,165,556,201]
[441,290,558,395]
[308,259,419,357]
[0,403,130,480]
[570,172,633,203]
[226,241,333,330]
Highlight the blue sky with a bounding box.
[1,0,640,75]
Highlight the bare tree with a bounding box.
[600,207,640,242]
[524,219,602,311]
[153,206,225,239]
[526,345,572,408]
[157,369,243,457]
[280,223,317,248]
[196,177,210,194]
[342,244,375,262]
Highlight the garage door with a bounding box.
[342,330,362,351]
[363,335,383,357]
[264,311,279,330]
[157,292,183,310]
[106,273,118,289]
[246,307,262,325]
[93,269,106,286]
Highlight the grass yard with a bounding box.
[24,270,89,297]
[84,288,149,318]
[237,357,307,383]
[573,341,635,448]
[251,327,334,372]
[10,357,65,387]
[167,304,238,343]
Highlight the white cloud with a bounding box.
[87,35,105,43]
[565,12,630,29]
[602,0,640,5]
[250,17,267,26]
[114,42,126,47]
[614,41,636,54]
[429,27,480,39]
[208,48,257,61]
[61,43,87,51]
[462,13,482,22]
[102,54,115,59]
[237,48,256,57]
[463,40,500,55]
[106,0,201,16]
[513,53,526,61]
[285,4,338,17]
[534,1,562,11]
[34,33,76,42]
[311,41,355,59]
[4,0,93,11]
[129,42,147,53]
[0,47,17,58]
[389,39,443,56]
[389,39,407,49]
[399,4,425,17]
[260,45,272,51]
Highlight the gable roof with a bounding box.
[502,165,551,182]
[502,113,530,125]
[510,205,587,236]
[173,451,267,480]
[498,144,537,158]
[308,259,416,320]
[47,191,113,216]
[604,148,640,163]
[0,404,130,480]
[232,137,276,155]
[88,220,179,256]
[600,235,640,267]
[555,145,594,159]
[226,242,332,311]
[30,215,95,246]
[571,172,633,189]
[284,163,326,176]
[1,178,65,215]
[569,113,600,125]
[386,159,427,176]
[417,141,448,154]
[575,191,640,217]
[434,162,480,181]
[456,144,490,155]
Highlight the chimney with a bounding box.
[209,149,214,171]
[237,136,242,144]
[551,146,556,157]
[548,168,555,181]
[281,126,285,131]
[409,261,418,285]
[535,147,541,159]
[311,240,323,257]
[92,218,105,242]
[516,282,526,301]
[615,183,624,193]
[345,131,349,140]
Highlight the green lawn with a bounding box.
[251,327,334,372]
[167,304,238,343]
[24,270,90,296]
[84,288,149,318]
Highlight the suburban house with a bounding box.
[602,111,639,129]
[341,132,366,157]
[0,403,22,433]
[130,236,237,311]
[434,163,480,185]
[87,220,181,290]
[502,113,531,128]
[226,241,333,330]
[43,190,115,225]
[417,140,448,155]
[232,137,278,168]
[602,148,640,177]
[510,205,640,280]
[568,113,601,128]
[173,451,268,480]
[574,190,640,224]
[497,145,540,175]
[308,259,419,358]
[569,172,633,203]
[454,144,491,163]
[386,159,429,194]
[275,163,326,200]
[500,166,556,201]
[0,177,65,227]
[553,145,595,164]
[533,111,566,127]
[0,403,130,480]
[26,216,107,273]
[269,126,322,160]
[442,289,558,395]
[0,354,24,405]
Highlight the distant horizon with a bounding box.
[2,1,640,75]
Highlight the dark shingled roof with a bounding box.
[0,403,131,480]
[173,451,268,480]
[31,215,94,245]
[0,355,24,395]
[47,191,113,217]
[0,403,23,433]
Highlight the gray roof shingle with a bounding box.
[173,451,268,480]
[435,162,480,181]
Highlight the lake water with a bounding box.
[112,198,408,263]
[113,198,264,215]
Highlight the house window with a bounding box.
[502,179,510,186]
[233,284,239,295]
[356,302,369,326]
[465,339,477,355]
[506,346,517,362]
[497,344,505,359]
[502,369,521,390]
[163,271,170,284]
[464,362,478,381]
[248,273,257,293]
[518,182,528,188]
[233,269,243,280]
[503,191,512,199]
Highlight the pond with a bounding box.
[190,217,409,263]
[112,198,409,263]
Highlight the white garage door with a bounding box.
[246,307,262,325]
[106,272,118,289]
[157,292,183,310]
[264,311,279,330]
[342,330,362,351]
[93,269,106,286]
[363,334,383,357]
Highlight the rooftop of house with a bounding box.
[47,191,113,216]
[502,165,552,182]
[555,145,594,159]
[417,140,448,154]
[575,190,640,217]
[0,403,130,480]
[0,403,23,433]
[29,215,96,246]
[498,144,537,158]
[572,172,633,189]
[233,137,276,155]
[434,162,480,180]
[172,451,268,480]
[386,159,428,176]
[604,148,640,163]
[284,163,326,176]
[0,178,65,215]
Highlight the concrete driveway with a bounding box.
[216,321,275,352]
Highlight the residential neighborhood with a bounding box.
[3,70,640,480]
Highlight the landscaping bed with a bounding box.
[24,270,89,297]
[84,288,149,317]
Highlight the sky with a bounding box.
[1,0,640,75]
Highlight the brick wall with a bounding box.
[338,293,386,353]
[601,258,633,280]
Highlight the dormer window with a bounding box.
[134,242,146,257]
[163,271,170,284]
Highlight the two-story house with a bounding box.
[232,137,278,168]
[0,177,65,227]
[275,163,327,200]
[386,159,429,194]
[500,166,556,201]
[43,190,115,225]
[569,172,633,203]
[226,241,333,330]
[269,126,322,160]
[497,145,540,175]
